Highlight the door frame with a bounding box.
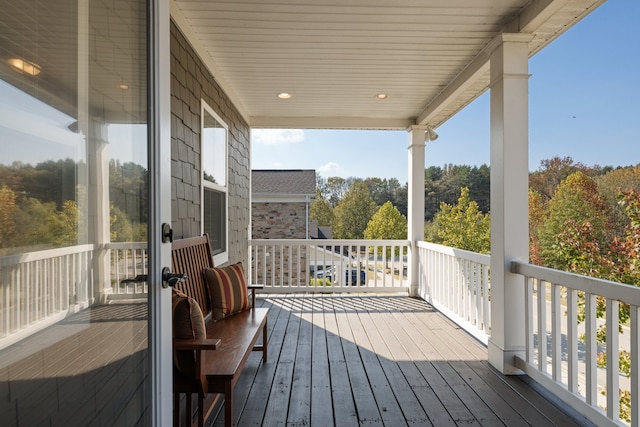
[149,0,173,424]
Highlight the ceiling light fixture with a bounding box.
[425,126,439,142]
[8,58,41,76]
[118,84,129,90]
[375,93,388,100]
[277,92,292,99]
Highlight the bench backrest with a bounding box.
[171,235,214,318]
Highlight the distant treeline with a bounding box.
[317,156,638,223]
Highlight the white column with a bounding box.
[407,126,426,297]
[487,33,532,374]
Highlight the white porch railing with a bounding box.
[249,239,409,293]
[512,261,637,427]
[0,244,95,350]
[0,242,147,350]
[108,242,148,299]
[417,241,491,345]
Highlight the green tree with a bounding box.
[310,191,334,227]
[595,164,640,237]
[333,182,377,239]
[364,201,407,240]
[434,187,490,253]
[365,201,407,258]
[319,176,349,207]
[111,203,134,242]
[0,185,17,248]
[538,171,612,271]
[528,189,546,265]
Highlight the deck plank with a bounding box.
[209,294,591,427]
[309,297,334,427]
[323,296,359,426]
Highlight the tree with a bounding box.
[434,187,490,253]
[365,201,407,259]
[529,156,591,202]
[0,185,17,248]
[310,191,334,227]
[528,189,546,265]
[605,189,640,286]
[537,171,612,271]
[319,176,349,207]
[595,164,640,237]
[364,201,407,240]
[363,177,402,207]
[333,182,377,239]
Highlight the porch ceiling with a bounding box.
[171,0,605,130]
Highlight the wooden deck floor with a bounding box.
[205,294,592,427]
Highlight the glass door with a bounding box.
[0,0,168,424]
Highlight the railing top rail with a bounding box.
[512,260,640,306]
[105,242,148,250]
[0,244,96,267]
[250,238,409,246]
[418,241,490,265]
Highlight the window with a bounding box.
[201,101,228,265]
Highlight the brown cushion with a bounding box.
[172,288,206,378]
[203,262,251,321]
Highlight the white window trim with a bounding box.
[201,100,229,266]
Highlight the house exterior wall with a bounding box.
[252,202,308,239]
[170,21,251,266]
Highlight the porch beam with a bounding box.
[407,126,426,297]
[487,33,532,375]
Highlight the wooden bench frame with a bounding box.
[171,235,268,427]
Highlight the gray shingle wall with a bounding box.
[170,21,250,266]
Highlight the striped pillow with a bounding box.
[172,288,206,378]
[203,262,250,320]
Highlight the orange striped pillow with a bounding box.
[203,262,250,320]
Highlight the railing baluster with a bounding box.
[567,288,578,393]
[585,292,598,405]
[525,276,534,364]
[551,283,561,382]
[606,298,620,420]
[538,280,547,373]
[632,305,639,427]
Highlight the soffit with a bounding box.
[171,0,605,130]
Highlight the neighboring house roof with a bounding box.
[252,169,316,198]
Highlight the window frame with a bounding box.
[200,100,229,266]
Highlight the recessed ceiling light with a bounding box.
[8,58,41,76]
[118,84,129,90]
[375,93,388,100]
[277,92,292,99]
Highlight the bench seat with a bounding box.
[172,235,268,427]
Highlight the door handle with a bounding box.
[162,267,187,288]
[120,274,148,287]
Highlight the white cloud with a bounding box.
[317,161,341,175]
[252,129,305,145]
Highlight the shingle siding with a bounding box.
[170,21,250,266]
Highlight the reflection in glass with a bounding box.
[201,104,228,260]
[0,0,150,425]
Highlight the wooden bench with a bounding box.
[171,235,268,427]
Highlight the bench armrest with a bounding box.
[173,338,220,394]
[173,338,221,351]
[248,284,263,308]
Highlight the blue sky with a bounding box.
[252,0,640,184]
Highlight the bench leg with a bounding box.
[174,393,181,427]
[225,380,233,427]
[198,393,205,427]
[262,318,268,362]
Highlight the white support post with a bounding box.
[407,126,426,297]
[487,33,532,374]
